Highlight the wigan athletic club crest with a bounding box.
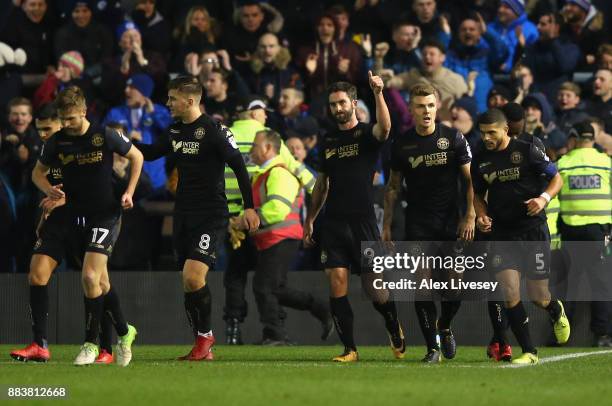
[91,134,104,147]
[511,151,523,164]
[437,137,449,150]
[194,127,206,140]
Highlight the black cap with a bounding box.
[488,85,515,103]
[235,95,270,113]
[501,102,525,122]
[288,117,319,138]
[569,121,595,139]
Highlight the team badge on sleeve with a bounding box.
[220,124,238,149]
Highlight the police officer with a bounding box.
[557,121,612,347]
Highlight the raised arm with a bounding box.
[369,70,391,142]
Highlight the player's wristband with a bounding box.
[539,192,551,203]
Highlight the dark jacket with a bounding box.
[53,21,114,66]
[132,10,172,56]
[245,47,301,105]
[0,7,54,73]
[523,37,581,105]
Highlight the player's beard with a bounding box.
[333,107,353,124]
[65,120,84,136]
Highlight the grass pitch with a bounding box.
[1,345,611,406]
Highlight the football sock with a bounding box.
[30,285,49,348]
[99,311,113,354]
[415,300,439,351]
[438,300,461,330]
[103,287,128,336]
[545,298,562,321]
[372,300,400,336]
[84,295,104,344]
[487,301,508,346]
[507,301,536,354]
[330,296,356,352]
[185,285,212,336]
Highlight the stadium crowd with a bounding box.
[0,0,611,352]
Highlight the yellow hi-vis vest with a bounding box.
[557,148,611,226]
[546,196,560,249]
[225,119,316,215]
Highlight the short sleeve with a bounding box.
[213,121,240,161]
[319,139,329,174]
[454,130,472,166]
[105,128,132,156]
[363,123,384,147]
[529,142,557,179]
[38,136,57,167]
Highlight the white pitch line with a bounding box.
[502,349,612,368]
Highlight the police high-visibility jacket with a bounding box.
[251,155,303,251]
[546,196,561,249]
[226,119,316,215]
[557,147,611,227]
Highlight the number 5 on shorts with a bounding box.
[199,234,210,250]
[535,253,545,270]
[91,227,109,244]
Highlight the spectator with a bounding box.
[184,48,250,103]
[100,21,167,106]
[561,0,609,70]
[286,136,307,164]
[328,5,354,45]
[596,43,612,70]
[445,13,509,113]
[523,12,581,105]
[272,87,319,141]
[0,0,55,74]
[53,1,113,68]
[408,0,450,49]
[131,0,172,56]
[172,5,217,70]
[222,2,284,73]
[510,63,535,104]
[103,73,171,194]
[450,96,480,152]
[33,51,94,110]
[0,97,40,272]
[487,0,538,73]
[387,39,467,121]
[585,68,612,133]
[588,116,612,155]
[487,84,515,109]
[1,98,40,192]
[296,13,362,118]
[367,20,422,79]
[202,68,236,124]
[247,33,301,105]
[522,92,568,158]
[555,81,590,136]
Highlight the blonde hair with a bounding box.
[56,86,86,111]
[176,6,216,44]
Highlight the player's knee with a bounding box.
[329,275,348,296]
[28,270,50,286]
[81,268,100,289]
[182,272,204,292]
[505,299,520,308]
[99,280,111,294]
